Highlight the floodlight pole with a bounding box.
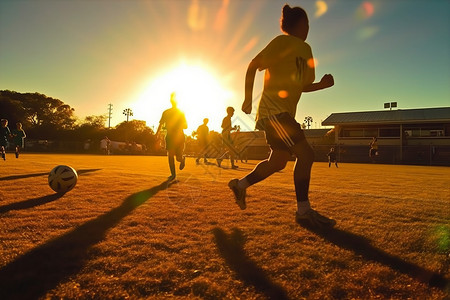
[123,108,133,122]
[304,116,313,129]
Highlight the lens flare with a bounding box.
[188,0,207,31]
[214,0,230,32]
[357,26,379,40]
[243,36,259,54]
[278,90,288,98]
[363,2,375,17]
[356,1,375,20]
[433,225,450,252]
[307,58,317,68]
[315,0,328,18]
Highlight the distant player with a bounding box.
[1,119,12,161]
[100,136,111,155]
[369,137,378,163]
[327,147,338,168]
[228,4,336,228]
[216,107,239,169]
[195,118,210,164]
[12,122,26,158]
[156,93,187,181]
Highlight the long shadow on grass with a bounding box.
[213,227,290,300]
[0,168,102,181]
[0,193,64,213]
[0,179,174,299]
[0,169,102,213]
[305,226,449,290]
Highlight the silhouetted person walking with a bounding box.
[156,93,187,181]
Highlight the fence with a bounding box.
[313,144,450,166]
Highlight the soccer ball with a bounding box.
[48,165,78,193]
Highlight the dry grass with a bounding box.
[0,153,449,299]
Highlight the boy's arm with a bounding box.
[182,114,188,130]
[303,74,334,92]
[155,123,162,137]
[242,58,260,114]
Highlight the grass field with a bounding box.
[0,153,449,299]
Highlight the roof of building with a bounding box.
[304,128,332,137]
[322,107,450,125]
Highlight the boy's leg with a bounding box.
[201,142,208,162]
[15,145,19,158]
[244,149,290,186]
[216,148,227,167]
[228,144,238,168]
[291,140,336,227]
[1,146,5,160]
[196,141,204,163]
[176,152,185,170]
[167,150,176,180]
[290,140,314,209]
[229,149,290,209]
[175,145,185,170]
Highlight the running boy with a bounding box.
[155,93,187,181]
[195,118,210,164]
[229,5,336,228]
[1,119,11,161]
[217,107,239,169]
[12,122,26,158]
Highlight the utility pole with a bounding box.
[123,108,133,122]
[107,103,113,128]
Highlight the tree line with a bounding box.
[0,90,158,152]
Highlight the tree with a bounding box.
[0,90,77,139]
[0,90,76,130]
[112,120,156,151]
[0,94,28,127]
[81,115,107,129]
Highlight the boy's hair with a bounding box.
[226,107,235,114]
[280,4,308,35]
[170,92,177,106]
[1,119,7,124]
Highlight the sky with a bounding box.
[1,0,449,135]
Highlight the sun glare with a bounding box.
[134,63,234,134]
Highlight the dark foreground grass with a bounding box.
[0,154,449,299]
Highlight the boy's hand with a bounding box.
[320,74,334,88]
[242,99,252,114]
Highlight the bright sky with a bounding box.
[1,0,449,135]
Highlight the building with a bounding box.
[322,107,450,165]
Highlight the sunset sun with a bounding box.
[134,62,234,134]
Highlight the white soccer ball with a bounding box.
[48,165,78,193]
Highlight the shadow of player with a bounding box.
[302,225,449,290]
[213,227,289,300]
[0,179,175,299]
